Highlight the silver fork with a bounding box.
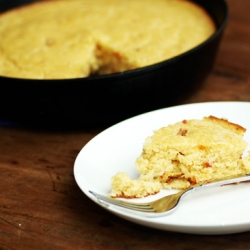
[89,173,250,216]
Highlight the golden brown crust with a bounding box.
[204,115,246,135]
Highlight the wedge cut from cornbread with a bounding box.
[110,116,250,198]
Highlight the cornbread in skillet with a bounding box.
[110,116,250,198]
[0,0,216,79]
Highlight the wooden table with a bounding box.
[1,0,250,249]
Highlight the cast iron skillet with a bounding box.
[0,0,229,129]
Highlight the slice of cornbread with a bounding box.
[110,116,250,198]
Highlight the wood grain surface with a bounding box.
[1,0,250,249]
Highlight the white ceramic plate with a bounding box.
[74,101,250,235]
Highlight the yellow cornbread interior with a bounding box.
[0,0,216,79]
[110,116,250,198]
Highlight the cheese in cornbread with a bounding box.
[0,0,216,79]
[110,116,250,198]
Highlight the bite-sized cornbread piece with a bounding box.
[110,116,250,198]
[0,0,216,79]
[110,172,161,198]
